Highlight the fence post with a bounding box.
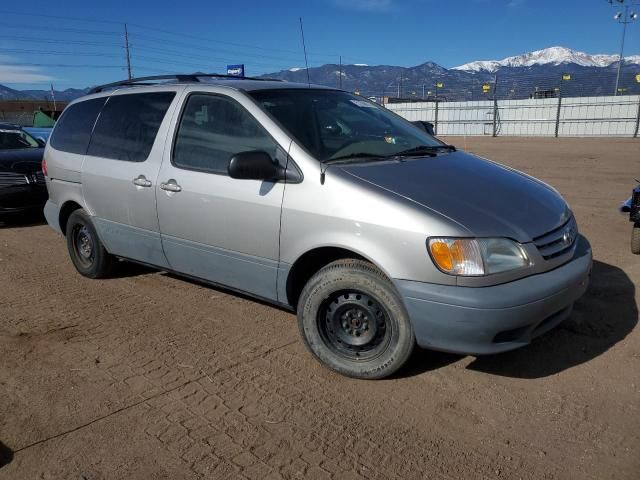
[491,74,499,137]
[492,97,498,137]
[434,100,439,136]
[634,96,640,138]
[555,93,562,138]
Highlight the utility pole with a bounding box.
[610,2,638,96]
[124,23,132,80]
[339,55,342,89]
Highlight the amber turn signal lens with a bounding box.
[428,238,485,276]
[430,241,454,271]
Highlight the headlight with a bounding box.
[428,237,530,276]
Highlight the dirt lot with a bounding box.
[1,137,639,479]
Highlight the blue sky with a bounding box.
[0,0,638,89]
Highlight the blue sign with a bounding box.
[227,64,245,77]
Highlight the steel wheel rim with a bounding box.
[72,224,95,267]
[318,291,392,361]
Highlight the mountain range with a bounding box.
[452,46,640,72]
[1,46,639,102]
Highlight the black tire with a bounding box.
[65,209,116,278]
[297,259,415,379]
[632,223,640,255]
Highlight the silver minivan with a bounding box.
[43,74,592,379]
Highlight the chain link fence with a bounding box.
[388,95,640,137]
[380,70,640,137]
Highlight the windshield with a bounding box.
[0,129,40,150]
[249,89,444,162]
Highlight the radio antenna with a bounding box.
[299,17,311,87]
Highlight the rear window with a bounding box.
[87,92,175,162]
[49,97,107,154]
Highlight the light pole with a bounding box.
[611,2,638,95]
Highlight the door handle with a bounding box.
[132,175,152,187]
[160,180,182,193]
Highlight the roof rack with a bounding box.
[89,73,283,94]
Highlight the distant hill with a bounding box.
[0,85,89,101]
[2,47,639,102]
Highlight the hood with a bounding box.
[339,151,568,243]
[0,148,44,174]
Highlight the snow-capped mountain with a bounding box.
[453,46,640,73]
[3,46,639,102]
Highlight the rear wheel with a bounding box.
[65,209,116,278]
[632,223,640,255]
[297,259,415,379]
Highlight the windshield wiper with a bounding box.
[323,152,387,164]
[323,144,456,165]
[388,144,456,158]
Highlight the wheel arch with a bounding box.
[58,200,84,235]
[285,245,390,309]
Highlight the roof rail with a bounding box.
[89,73,283,94]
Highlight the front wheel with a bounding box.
[632,223,640,255]
[297,259,415,379]
[65,209,116,278]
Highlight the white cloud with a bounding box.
[331,0,395,12]
[0,55,54,84]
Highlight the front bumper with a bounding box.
[0,185,48,214]
[394,235,592,355]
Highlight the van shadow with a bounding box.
[0,211,46,228]
[400,260,637,379]
[113,261,158,279]
[0,441,14,469]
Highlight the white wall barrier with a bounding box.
[387,95,640,137]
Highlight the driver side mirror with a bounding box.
[228,151,286,181]
[36,138,46,147]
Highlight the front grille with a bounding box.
[0,171,28,188]
[33,171,45,184]
[533,216,578,260]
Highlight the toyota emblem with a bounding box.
[562,226,575,246]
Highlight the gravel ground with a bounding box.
[0,137,639,479]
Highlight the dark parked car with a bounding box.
[620,182,640,254]
[0,123,48,218]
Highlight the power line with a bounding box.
[128,33,306,63]
[0,48,121,58]
[0,35,121,47]
[0,9,339,58]
[126,23,339,59]
[130,45,313,70]
[3,62,126,69]
[130,53,298,72]
[0,24,329,67]
[0,21,121,36]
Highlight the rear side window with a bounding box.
[49,97,106,154]
[173,94,278,174]
[87,92,175,162]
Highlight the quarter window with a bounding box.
[173,94,278,174]
[87,92,175,162]
[49,97,107,154]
